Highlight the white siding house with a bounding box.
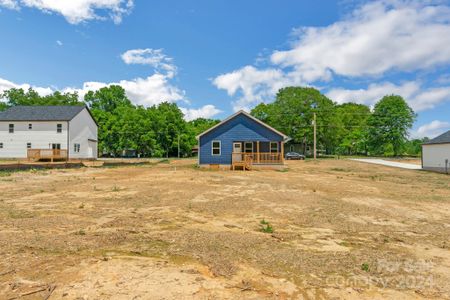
[422,130,450,174]
[0,106,98,160]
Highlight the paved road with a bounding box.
[351,158,422,170]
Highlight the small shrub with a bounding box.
[361,263,370,272]
[112,185,120,192]
[79,203,85,209]
[260,219,274,233]
[75,229,86,236]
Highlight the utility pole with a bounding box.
[313,112,317,160]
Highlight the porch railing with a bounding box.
[232,152,283,164]
[27,149,68,161]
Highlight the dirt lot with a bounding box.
[0,159,449,299]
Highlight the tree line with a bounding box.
[0,86,218,157]
[251,87,420,156]
[0,85,424,157]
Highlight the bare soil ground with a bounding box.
[0,159,449,299]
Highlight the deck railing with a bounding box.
[27,149,68,161]
[232,152,283,164]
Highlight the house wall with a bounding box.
[0,121,68,158]
[199,114,284,165]
[69,108,98,159]
[422,144,450,173]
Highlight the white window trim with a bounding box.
[57,124,62,133]
[0,143,3,149]
[244,141,253,153]
[28,124,32,130]
[211,140,221,156]
[270,142,279,153]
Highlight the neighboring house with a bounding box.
[422,130,450,173]
[197,110,289,170]
[0,106,98,160]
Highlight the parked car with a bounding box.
[285,152,305,160]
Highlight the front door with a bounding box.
[233,142,242,162]
[233,142,242,154]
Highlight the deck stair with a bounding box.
[232,154,253,171]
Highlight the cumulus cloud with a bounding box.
[414,120,450,138]
[0,0,134,24]
[327,81,450,112]
[0,0,18,9]
[213,66,305,111]
[1,47,219,120]
[271,1,450,81]
[213,1,450,111]
[1,75,219,120]
[0,77,53,97]
[180,105,222,121]
[121,48,176,77]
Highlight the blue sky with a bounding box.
[0,0,449,138]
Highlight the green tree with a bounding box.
[251,87,339,154]
[367,95,416,156]
[335,103,371,155]
[1,88,81,107]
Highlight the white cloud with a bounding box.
[56,40,63,46]
[121,48,176,77]
[0,0,134,24]
[327,81,450,112]
[213,65,305,111]
[271,1,450,81]
[0,75,219,121]
[0,74,185,107]
[213,1,450,111]
[180,105,221,121]
[63,74,185,107]
[0,77,53,98]
[0,48,196,108]
[0,0,18,9]
[414,120,450,138]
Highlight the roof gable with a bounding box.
[423,130,450,145]
[197,110,287,140]
[0,105,86,122]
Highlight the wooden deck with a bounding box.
[27,149,68,162]
[232,152,284,170]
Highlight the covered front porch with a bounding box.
[231,141,284,170]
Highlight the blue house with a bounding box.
[197,111,289,170]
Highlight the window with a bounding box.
[244,142,253,153]
[27,143,32,149]
[52,143,61,150]
[28,124,32,130]
[0,143,3,149]
[270,142,279,153]
[9,124,14,133]
[74,143,81,153]
[211,140,221,155]
[57,124,62,133]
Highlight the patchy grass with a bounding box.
[0,159,449,299]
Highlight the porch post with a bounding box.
[256,141,260,163]
[281,141,284,164]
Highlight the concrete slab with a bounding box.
[351,158,422,170]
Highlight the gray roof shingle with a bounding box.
[0,105,85,121]
[423,130,450,145]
